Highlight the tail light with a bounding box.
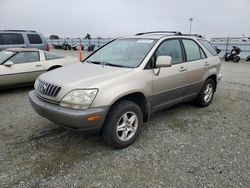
[45,44,49,51]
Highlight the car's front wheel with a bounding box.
[101,100,143,149]
[195,78,215,107]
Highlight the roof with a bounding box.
[0,30,37,33]
[6,48,40,52]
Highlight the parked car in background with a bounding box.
[29,31,222,149]
[0,30,49,51]
[0,48,77,88]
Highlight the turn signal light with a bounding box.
[87,115,101,121]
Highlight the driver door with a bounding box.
[150,39,190,111]
[0,51,43,87]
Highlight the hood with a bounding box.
[38,62,133,88]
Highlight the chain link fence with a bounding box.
[47,38,113,50]
[211,39,250,59]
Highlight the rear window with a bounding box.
[0,33,24,45]
[198,39,218,56]
[44,51,63,60]
[27,34,43,44]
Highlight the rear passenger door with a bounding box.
[151,39,190,111]
[181,39,208,96]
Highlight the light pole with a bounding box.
[189,18,193,34]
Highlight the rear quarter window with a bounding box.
[198,39,218,56]
[27,34,43,44]
[0,33,24,45]
[44,51,63,60]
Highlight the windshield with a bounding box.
[0,50,15,64]
[86,38,156,68]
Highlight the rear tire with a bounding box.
[195,79,215,107]
[233,56,240,63]
[101,100,143,149]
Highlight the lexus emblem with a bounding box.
[41,84,48,92]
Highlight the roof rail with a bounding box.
[181,34,203,38]
[136,31,182,36]
[135,31,204,38]
[1,30,37,33]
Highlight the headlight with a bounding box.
[60,89,98,110]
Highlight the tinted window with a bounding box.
[0,33,24,45]
[198,39,217,56]
[10,52,39,64]
[27,34,42,44]
[44,51,63,60]
[156,39,183,65]
[183,39,206,61]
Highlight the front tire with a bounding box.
[195,79,215,107]
[101,100,143,149]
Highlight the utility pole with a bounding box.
[189,18,193,34]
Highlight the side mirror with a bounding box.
[4,60,14,67]
[155,56,172,68]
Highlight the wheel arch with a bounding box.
[47,65,62,71]
[207,74,217,91]
[108,92,150,122]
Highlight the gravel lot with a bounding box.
[0,54,249,187]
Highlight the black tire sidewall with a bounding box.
[102,101,143,149]
[197,79,215,107]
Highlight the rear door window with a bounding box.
[182,39,206,61]
[10,52,40,64]
[27,34,43,44]
[0,33,24,45]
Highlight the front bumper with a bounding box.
[29,90,109,131]
[218,73,222,82]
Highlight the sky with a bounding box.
[0,0,249,39]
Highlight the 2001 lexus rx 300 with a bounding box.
[29,31,222,149]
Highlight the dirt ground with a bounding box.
[0,56,249,187]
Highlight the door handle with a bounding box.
[179,66,187,72]
[36,64,42,67]
[204,62,210,67]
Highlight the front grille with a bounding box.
[36,80,61,97]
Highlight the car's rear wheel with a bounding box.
[101,100,143,149]
[195,78,215,107]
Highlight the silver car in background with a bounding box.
[0,48,77,88]
[0,30,49,51]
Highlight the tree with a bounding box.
[49,35,59,39]
[85,33,91,40]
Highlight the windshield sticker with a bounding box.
[136,39,154,44]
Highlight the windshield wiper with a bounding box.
[87,60,132,68]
